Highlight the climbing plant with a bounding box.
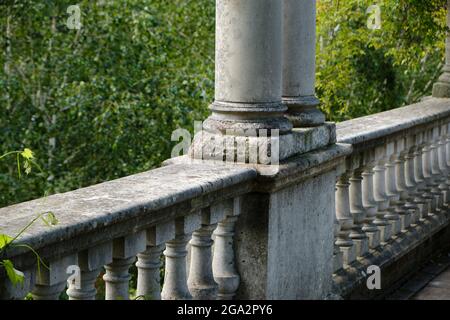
[0,149,58,290]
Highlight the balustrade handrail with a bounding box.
[0,162,256,269]
[332,96,450,298]
[337,97,450,147]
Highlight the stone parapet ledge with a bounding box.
[0,163,256,271]
[167,142,352,193]
[337,97,450,149]
[332,97,450,299]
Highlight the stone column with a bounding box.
[202,0,291,135]
[282,0,325,126]
[433,0,450,98]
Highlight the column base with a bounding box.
[400,213,412,231]
[340,246,357,267]
[283,96,326,127]
[352,238,369,258]
[365,230,381,249]
[376,223,392,244]
[188,122,336,166]
[432,69,450,98]
[333,251,344,273]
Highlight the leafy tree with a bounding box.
[317,0,448,121]
[0,0,214,206]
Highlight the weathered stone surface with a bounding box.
[283,0,325,127]
[0,163,256,267]
[188,122,336,164]
[235,169,339,299]
[337,98,450,148]
[332,214,450,299]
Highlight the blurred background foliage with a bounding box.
[0,0,448,207]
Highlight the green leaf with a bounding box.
[0,234,13,249]
[41,212,58,226]
[1,260,25,286]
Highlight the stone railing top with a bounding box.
[337,97,450,146]
[0,162,256,259]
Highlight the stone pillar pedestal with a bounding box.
[233,144,351,299]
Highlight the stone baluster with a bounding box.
[405,135,427,225]
[161,212,201,300]
[31,254,77,300]
[335,174,356,266]
[67,242,113,300]
[447,123,450,167]
[103,231,146,300]
[395,138,419,228]
[361,162,381,249]
[188,203,231,300]
[423,129,443,215]
[136,246,164,300]
[136,221,175,300]
[0,269,35,300]
[430,126,445,212]
[372,147,393,244]
[384,141,403,235]
[446,123,450,204]
[333,214,344,273]
[212,197,241,299]
[415,132,434,219]
[429,128,444,212]
[437,125,450,207]
[348,169,369,257]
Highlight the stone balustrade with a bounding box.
[2,0,450,300]
[1,98,449,300]
[0,164,255,300]
[334,98,450,298]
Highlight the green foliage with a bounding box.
[0,0,215,207]
[0,259,24,286]
[0,149,56,288]
[317,0,448,121]
[0,210,55,287]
